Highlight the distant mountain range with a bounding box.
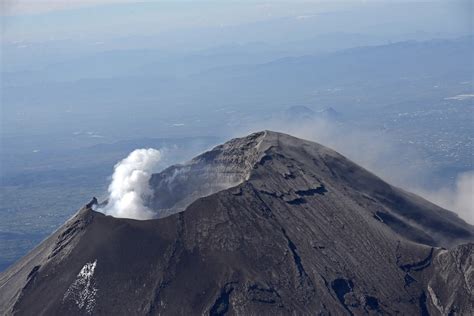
[1,131,472,315]
[280,106,342,122]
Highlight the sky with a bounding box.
[1,1,472,45]
[0,1,340,40]
[4,0,349,16]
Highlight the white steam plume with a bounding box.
[98,148,161,220]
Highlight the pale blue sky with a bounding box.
[2,1,471,44]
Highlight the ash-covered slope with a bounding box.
[1,131,473,315]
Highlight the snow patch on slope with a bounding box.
[63,260,98,314]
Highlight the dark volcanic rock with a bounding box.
[1,131,473,315]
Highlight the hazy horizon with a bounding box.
[0,0,472,271]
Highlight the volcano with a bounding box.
[1,131,472,315]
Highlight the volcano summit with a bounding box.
[0,131,472,315]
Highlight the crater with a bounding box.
[148,132,265,217]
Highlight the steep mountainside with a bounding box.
[1,131,472,315]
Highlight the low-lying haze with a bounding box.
[0,0,472,271]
